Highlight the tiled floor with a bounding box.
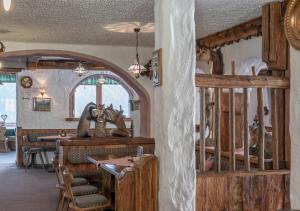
[0,152,57,211]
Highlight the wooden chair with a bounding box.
[22,135,45,172]
[0,126,8,152]
[63,170,110,211]
[53,159,100,211]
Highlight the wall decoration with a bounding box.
[20,76,33,88]
[130,100,140,111]
[152,48,163,87]
[33,97,51,112]
[285,0,300,50]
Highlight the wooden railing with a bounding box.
[196,64,290,174]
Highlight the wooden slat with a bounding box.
[243,88,250,171]
[229,89,236,171]
[195,74,290,89]
[197,17,262,49]
[214,88,221,173]
[229,61,236,171]
[199,88,206,173]
[271,89,279,170]
[257,88,265,171]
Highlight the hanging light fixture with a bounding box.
[73,62,88,77]
[3,0,11,11]
[97,75,106,84]
[128,28,147,78]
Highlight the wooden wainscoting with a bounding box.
[196,170,290,211]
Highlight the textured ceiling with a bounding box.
[195,0,276,38]
[0,0,276,46]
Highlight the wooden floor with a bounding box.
[0,152,57,211]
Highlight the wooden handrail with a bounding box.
[195,74,290,89]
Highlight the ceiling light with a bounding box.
[97,75,106,84]
[104,22,155,33]
[3,0,11,11]
[73,62,88,77]
[128,28,147,78]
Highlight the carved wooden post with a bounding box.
[214,88,221,172]
[199,88,206,173]
[229,61,236,171]
[272,88,279,170]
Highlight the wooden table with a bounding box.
[88,154,158,211]
[36,134,75,164]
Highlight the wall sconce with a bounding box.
[40,88,46,98]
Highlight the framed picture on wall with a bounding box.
[33,97,51,112]
[152,48,163,87]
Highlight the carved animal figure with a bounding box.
[105,104,129,137]
[248,122,273,158]
[196,46,224,75]
[77,102,97,138]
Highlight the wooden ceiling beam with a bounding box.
[27,61,106,71]
[197,17,262,49]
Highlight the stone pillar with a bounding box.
[154,0,196,211]
[290,46,300,209]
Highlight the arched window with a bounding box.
[70,75,131,118]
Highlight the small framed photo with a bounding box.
[152,48,163,87]
[33,97,51,112]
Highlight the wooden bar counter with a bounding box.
[58,137,155,174]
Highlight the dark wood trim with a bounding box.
[197,169,290,177]
[27,61,106,70]
[197,17,262,48]
[59,137,155,146]
[0,68,22,73]
[195,74,290,89]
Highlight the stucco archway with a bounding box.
[0,49,151,137]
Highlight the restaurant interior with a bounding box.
[0,0,300,210]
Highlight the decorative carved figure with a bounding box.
[77,103,129,138]
[105,104,129,137]
[196,46,224,75]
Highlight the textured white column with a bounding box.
[154,0,196,211]
[290,46,300,209]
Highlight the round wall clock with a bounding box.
[285,0,300,50]
[20,76,33,88]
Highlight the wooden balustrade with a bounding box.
[196,64,290,174]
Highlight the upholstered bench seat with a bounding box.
[72,177,89,186]
[74,194,109,208]
[72,185,99,196]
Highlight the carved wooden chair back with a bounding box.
[0,127,6,140]
[52,158,64,186]
[0,126,8,152]
[62,170,76,202]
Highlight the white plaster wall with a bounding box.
[154,0,196,210]
[290,46,300,209]
[3,41,155,136]
[221,37,262,74]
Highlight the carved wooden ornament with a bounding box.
[285,0,300,50]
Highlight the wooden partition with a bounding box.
[196,171,290,211]
[58,137,155,173]
[16,127,134,167]
[195,64,291,209]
